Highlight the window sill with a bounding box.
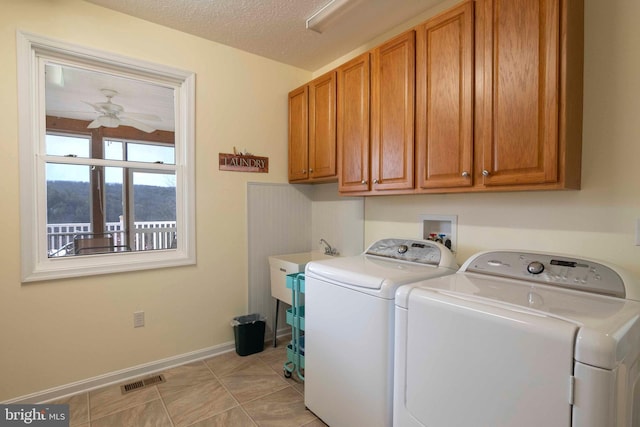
[22,250,196,283]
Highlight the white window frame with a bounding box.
[17,31,196,282]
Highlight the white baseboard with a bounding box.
[4,340,236,404]
[4,329,294,404]
[274,328,293,342]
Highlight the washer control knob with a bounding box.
[527,261,545,275]
[398,244,409,254]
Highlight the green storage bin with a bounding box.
[286,306,305,330]
[286,273,305,293]
[287,336,305,369]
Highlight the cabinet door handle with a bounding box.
[361,180,368,185]
[309,168,313,173]
[302,169,306,174]
[461,171,470,178]
[482,170,490,177]
[373,179,379,184]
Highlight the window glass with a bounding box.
[104,166,127,252]
[104,140,124,160]
[46,163,91,257]
[46,134,90,158]
[127,142,175,164]
[45,143,179,258]
[131,171,177,251]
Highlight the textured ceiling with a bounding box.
[83,0,446,71]
[46,0,447,133]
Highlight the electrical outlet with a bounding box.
[636,219,640,246]
[133,311,145,328]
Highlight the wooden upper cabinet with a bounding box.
[294,0,582,195]
[288,85,309,182]
[337,53,370,193]
[288,71,337,183]
[416,1,474,190]
[370,30,416,191]
[308,71,337,180]
[475,0,582,188]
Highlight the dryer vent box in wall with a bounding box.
[420,214,457,253]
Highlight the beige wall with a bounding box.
[364,0,640,282]
[0,0,310,401]
[2,0,639,403]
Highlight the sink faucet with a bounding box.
[319,239,338,256]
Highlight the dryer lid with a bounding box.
[402,287,577,426]
[401,272,640,370]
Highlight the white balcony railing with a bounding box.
[47,221,177,255]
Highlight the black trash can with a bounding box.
[231,313,266,356]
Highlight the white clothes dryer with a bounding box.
[394,250,640,427]
[304,238,458,427]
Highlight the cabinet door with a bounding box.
[476,0,560,186]
[416,2,474,190]
[309,71,337,180]
[370,30,415,191]
[337,53,370,193]
[288,85,308,181]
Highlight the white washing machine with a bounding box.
[304,238,458,427]
[394,250,640,427]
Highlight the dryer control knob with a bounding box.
[398,244,409,254]
[527,261,545,275]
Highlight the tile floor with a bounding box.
[50,338,327,427]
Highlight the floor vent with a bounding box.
[120,374,166,395]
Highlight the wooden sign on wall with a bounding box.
[219,153,269,173]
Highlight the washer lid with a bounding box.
[306,238,457,295]
[305,254,455,293]
[400,273,640,370]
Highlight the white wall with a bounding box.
[246,183,312,339]
[363,1,640,289]
[246,182,364,341]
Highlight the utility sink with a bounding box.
[268,251,334,305]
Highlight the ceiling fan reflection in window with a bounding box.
[84,89,161,133]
